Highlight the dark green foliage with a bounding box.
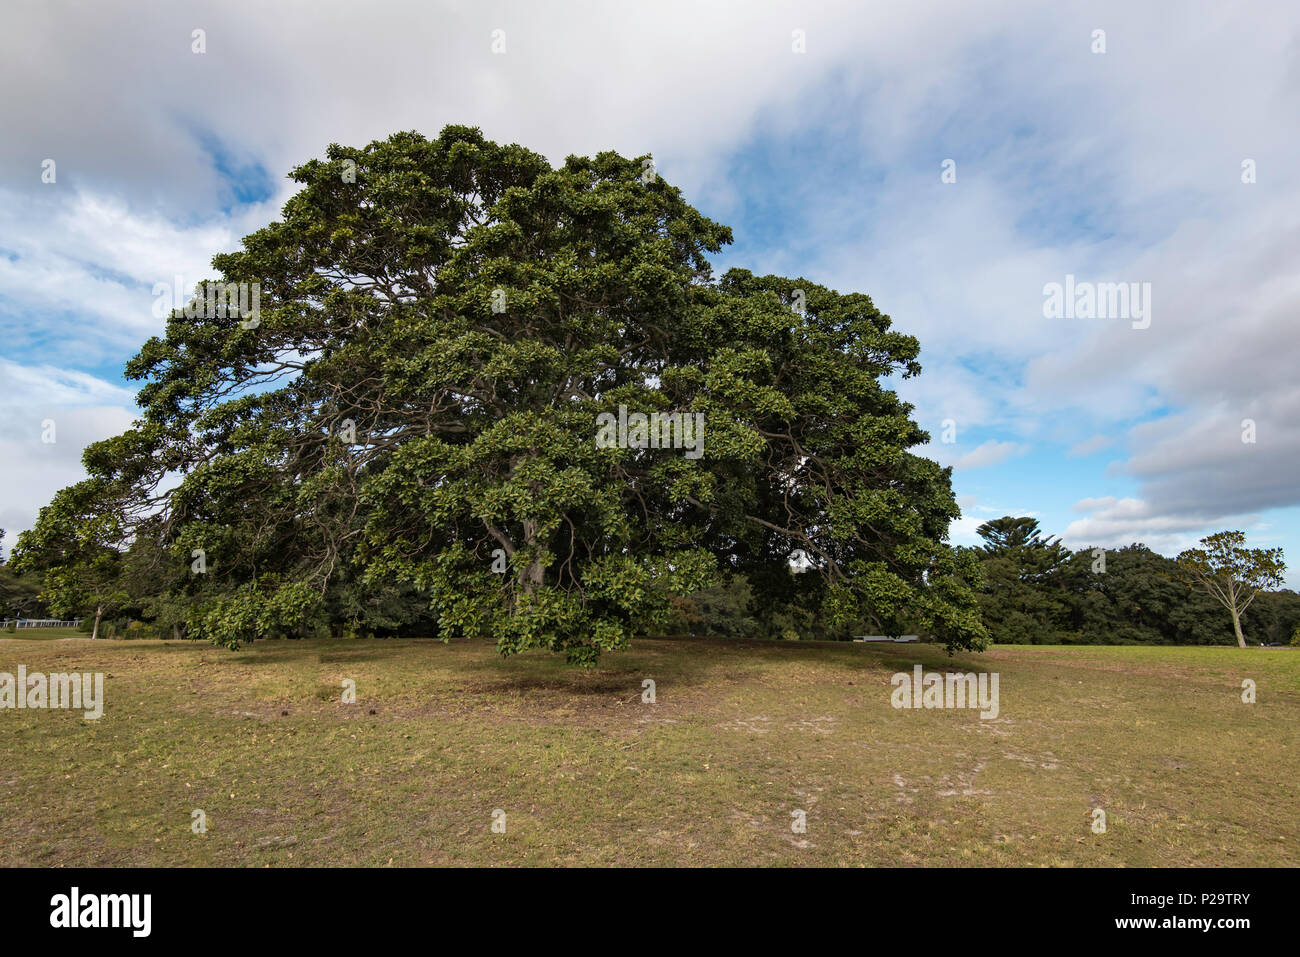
[12,127,986,662]
[966,518,1289,646]
[966,517,1075,644]
[0,530,49,620]
[1061,544,1224,645]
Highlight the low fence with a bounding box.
[1,618,85,629]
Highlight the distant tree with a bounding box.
[1175,531,1286,648]
[969,517,1074,643]
[670,574,760,637]
[1242,588,1300,647]
[976,516,1058,554]
[0,530,49,621]
[11,482,129,638]
[1064,544,1224,645]
[0,566,48,622]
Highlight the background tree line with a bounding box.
[957,517,1296,646]
[668,517,1299,646]
[8,515,1297,647]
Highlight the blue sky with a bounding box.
[2,0,1298,585]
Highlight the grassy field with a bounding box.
[1,635,1295,867]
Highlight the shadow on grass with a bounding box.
[218,636,448,666]
[153,633,1002,694]
[456,636,1003,696]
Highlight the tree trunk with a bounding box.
[1231,608,1246,648]
[172,623,181,640]
[517,518,544,596]
[92,603,103,640]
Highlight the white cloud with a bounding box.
[0,359,137,540]
[1068,434,1115,457]
[949,440,1027,470]
[0,358,136,408]
[1061,495,1264,554]
[0,187,281,361]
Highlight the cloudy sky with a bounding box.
[2,0,1298,584]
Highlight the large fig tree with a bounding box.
[15,126,987,662]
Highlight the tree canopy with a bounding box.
[968,517,1075,644]
[1176,531,1286,648]
[13,125,987,662]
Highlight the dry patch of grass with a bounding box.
[1,636,1295,866]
